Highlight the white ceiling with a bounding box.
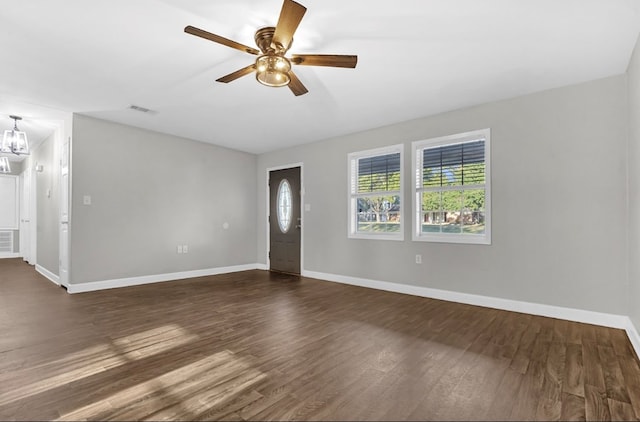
[0,0,639,155]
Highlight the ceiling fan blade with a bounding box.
[216,64,256,83]
[185,25,260,55]
[291,54,358,68]
[288,71,308,96]
[271,0,307,51]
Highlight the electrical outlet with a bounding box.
[415,254,422,264]
[183,244,188,254]
[177,245,183,254]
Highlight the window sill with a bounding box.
[412,233,491,245]
[349,233,405,241]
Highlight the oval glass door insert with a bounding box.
[277,179,293,233]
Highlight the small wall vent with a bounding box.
[0,231,13,253]
[128,105,157,115]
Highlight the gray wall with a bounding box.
[70,115,257,284]
[33,133,60,275]
[628,34,640,329]
[258,75,628,315]
[7,160,23,176]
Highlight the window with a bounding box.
[277,179,292,233]
[412,129,491,244]
[348,144,403,240]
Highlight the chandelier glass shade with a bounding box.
[0,115,29,156]
[0,157,10,174]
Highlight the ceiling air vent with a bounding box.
[128,105,157,115]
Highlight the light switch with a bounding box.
[83,195,92,205]
[305,203,311,212]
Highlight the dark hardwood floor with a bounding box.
[1,258,639,421]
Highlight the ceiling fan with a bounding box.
[184,0,357,96]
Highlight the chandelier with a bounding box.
[0,115,29,155]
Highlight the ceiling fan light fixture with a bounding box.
[0,115,29,156]
[184,0,356,96]
[255,55,291,87]
[0,157,10,174]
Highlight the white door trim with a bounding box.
[29,166,37,265]
[59,132,70,287]
[19,170,29,261]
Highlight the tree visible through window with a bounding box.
[413,129,491,244]
[349,145,403,240]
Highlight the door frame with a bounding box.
[19,168,31,262]
[265,163,304,273]
[28,165,37,265]
[58,131,70,288]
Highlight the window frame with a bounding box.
[348,144,404,241]
[411,129,491,245]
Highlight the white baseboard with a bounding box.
[302,270,630,330]
[303,270,640,358]
[0,253,21,259]
[67,263,262,294]
[61,263,640,360]
[36,265,60,286]
[625,318,640,360]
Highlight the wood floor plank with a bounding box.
[534,340,565,420]
[566,322,584,345]
[607,398,636,421]
[510,319,540,374]
[560,392,586,421]
[485,368,524,420]
[610,329,637,359]
[584,384,611,421]
[593,325,612,347]
[598,344,631,403]
[509,358,545,420]
[582,341,607,390]
[411,314,508,420]
[440,356,510,421]
[564,343,585,398]
[619,356,640,419]
[1,258,640,421]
